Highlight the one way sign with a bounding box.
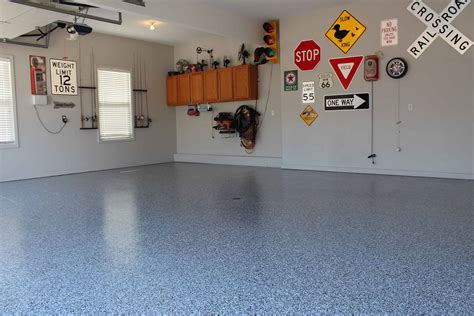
[324,93,370,111]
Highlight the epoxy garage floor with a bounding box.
[0,163,472,313]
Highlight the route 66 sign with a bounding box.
[318,73,334,89]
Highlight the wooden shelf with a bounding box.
[167,64,258,106]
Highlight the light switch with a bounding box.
[408,104,414,111]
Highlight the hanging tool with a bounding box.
[133,52,150,128]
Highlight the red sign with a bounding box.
[329,56,363,90]
[294,40,321,71]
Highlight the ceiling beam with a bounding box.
[81,0,262,44]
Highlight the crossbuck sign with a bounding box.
[407,0,472,58]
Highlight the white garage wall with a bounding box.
[173,35,282,167]
[0,32,176,182]
[280,0,473,179]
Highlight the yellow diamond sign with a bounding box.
[325,10,366,54]
[300,105,318,126]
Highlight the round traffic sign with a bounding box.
[294,40,321,71]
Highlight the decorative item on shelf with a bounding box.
[196,47,214,69]
[212,59,220,70]
[223,56,231,68]
[189,64,199,73]
[238,44,250,65]
[176,59,189,74]
[253,47,268,65]
[187,105,200,116]
[197,59,208,71]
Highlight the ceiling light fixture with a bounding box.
[149,22,155,31]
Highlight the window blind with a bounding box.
[0,56,16,145]
[98,69,133,141]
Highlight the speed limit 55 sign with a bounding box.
[302,81,315,104]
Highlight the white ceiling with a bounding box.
[0,0,374,45]
[165,0,354,20]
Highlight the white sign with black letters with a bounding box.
[381,19,398,46]
[407,0,472,58]
[50,59,78,95]
[302,81,315,104]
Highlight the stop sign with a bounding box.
[294,40,321,71]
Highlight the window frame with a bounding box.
[0,54,19,149]
[96,66,135,143]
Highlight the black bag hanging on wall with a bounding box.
[233,105,260,153]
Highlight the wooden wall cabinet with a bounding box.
[190,73,204,104]
[166,76,178,106]
[204,70,219,102]
[218,68,234,102]
[233,64,258,101]
[177,75,191,105]
[167,64,258,106]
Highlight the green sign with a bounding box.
[284,70,298,91]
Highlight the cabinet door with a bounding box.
[166,76,178,106]
[218,68,233,101]
[233,64,258,101]
[204,70,219,102]
[177,74,191,105]
[190,73,204,104]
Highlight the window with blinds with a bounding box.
[97,69,134,141]
[0,55,18,148]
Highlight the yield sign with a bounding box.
[328,56,363,90]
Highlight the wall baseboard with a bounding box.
[174,153,282,168]
[0,160,174,183]
[281,163,473,180]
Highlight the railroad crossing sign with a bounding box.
[300,105,319,126]
[294,40,321,71]
[407,0,472,58]
[324,93,369,111]
[325,10,366,54]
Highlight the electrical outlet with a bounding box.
[61,115,68,123]
[408,104,414,111]
[271,110,275,116]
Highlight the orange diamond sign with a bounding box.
[300,105,319,126]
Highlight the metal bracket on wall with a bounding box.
[1,37,49,48]
[9,0,123,25]
[1,24,52,48]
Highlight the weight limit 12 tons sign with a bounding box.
[50,59,78,95]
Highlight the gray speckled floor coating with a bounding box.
[0,162,472,313]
